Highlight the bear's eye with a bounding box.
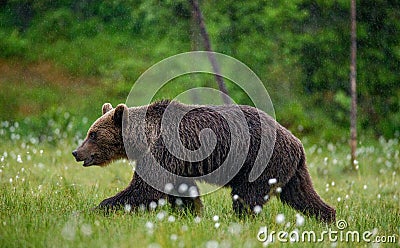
[89,132,97,140]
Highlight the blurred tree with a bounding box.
[298,0,400,137]
[350,0,357,169]
[190,0,230,104]
[0,0,399,138]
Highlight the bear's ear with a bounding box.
[102,103,113,115]
[113,104,127,128]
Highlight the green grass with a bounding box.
[0,122,399,247]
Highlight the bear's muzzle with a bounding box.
[72,150,94,167]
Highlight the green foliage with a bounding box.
[297,0,400,137]
[29,8,75,43]
[0,0,399,139]
[0,30,28,57]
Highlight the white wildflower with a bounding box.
[213,215,219,222]
[253,205,262,214]
[268,178,277,185]
[276,214,285,224]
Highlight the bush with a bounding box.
[0,30,28,58]
[28,8,75,43]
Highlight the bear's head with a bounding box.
[72,103,128,167]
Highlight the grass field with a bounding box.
[0,120,399,248]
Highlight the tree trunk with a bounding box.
[190,0,231,104]
[350,0,358,170]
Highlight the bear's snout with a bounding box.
[72,147,96,166]
[72,150,84,163]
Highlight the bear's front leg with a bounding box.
[231,183,270,215]
[97,172,166,212]
[97,186,133,211]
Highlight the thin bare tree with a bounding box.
[190,0,231,104]
[350,0,358,170]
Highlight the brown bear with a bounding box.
[72,100,335,223]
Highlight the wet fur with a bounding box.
[73,100,336,223]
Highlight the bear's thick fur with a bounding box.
[72,100,335,223]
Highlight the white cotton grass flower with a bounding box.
[212,215,219,222]
[148,243,161,248]
[17,155,22,163]
[214,222,220,229]
[263,195,269,201]
[268,178,277,185]
[175,198,183,206]
[124,204,132,213]
[164,183,174,193]
[61,222,76,241]
[228,223,242,235]
[253,205,262,214]
[168,215,176,223]
[188,186,199,198]
[149,201,157,210]
[194,216,201,223]
[296,214,305,226]
[276,214,285,224]
[233,194,239,201]
[158,198,166,207]
[80,223,93,236]
[205,240,219,248]
[37,163,45,169]
[276,187,282,193]
[181,225,188,232]
[170,234,178,241]
[145,221,154,230]
[156,211,166,220]
[178,183,188,194]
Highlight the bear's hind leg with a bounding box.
[165,182,203,215]
[279,169,336,223]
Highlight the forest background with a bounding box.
[0,0,399,141]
